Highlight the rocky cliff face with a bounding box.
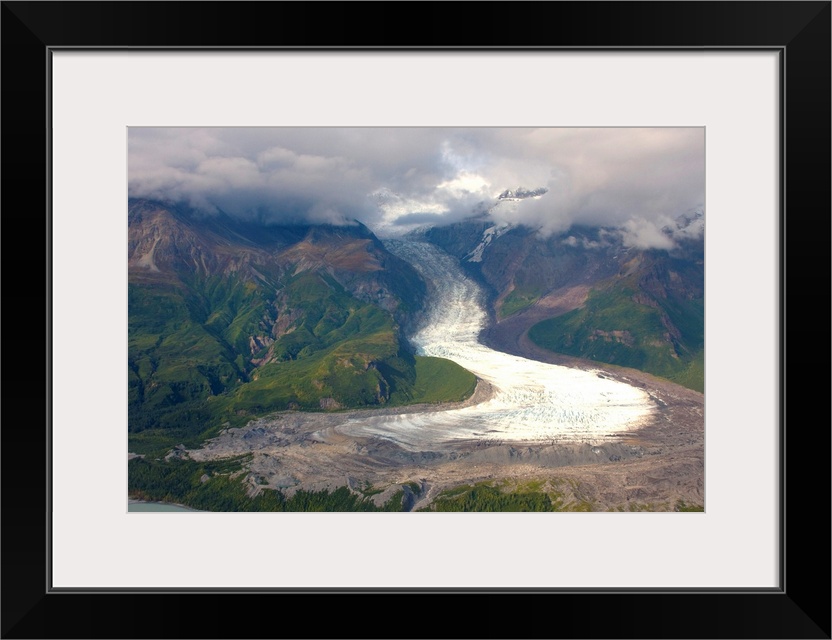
[128,199,424,320]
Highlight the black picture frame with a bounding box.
[2,2,829,638]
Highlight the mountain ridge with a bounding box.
[128,199,474,456]
[423,211,704,391]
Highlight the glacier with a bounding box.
[335,240,655,450]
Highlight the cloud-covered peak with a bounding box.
[129,127,704,247]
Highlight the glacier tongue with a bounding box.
[336,239,655,450]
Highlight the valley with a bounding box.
[126,128,705,513]
[427,210,705,393]
[141,238,703,512]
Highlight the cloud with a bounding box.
[129,127,704,246]
[620,218,677,250]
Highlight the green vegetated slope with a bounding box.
[499,286,542,319]
[529,281,704,392]
[418,481,573,512]
[129,456,704,512]
[389,355,476,405]
[417,479,702,512]
[128,200,475,456]
[129,457,406,512]
[128,277,262,435]
[225,273,473,411]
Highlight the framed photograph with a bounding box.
[124,124,707,518]
[3,2,829,638]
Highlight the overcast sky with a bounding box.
[129,127,704,246]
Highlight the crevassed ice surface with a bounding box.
[336,240,655,450]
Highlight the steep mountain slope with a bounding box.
[425,210,704,391]
[128,199,473,454]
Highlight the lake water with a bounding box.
[128,501,199,512]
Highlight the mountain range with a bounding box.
[128,195,703,455]
[128,199,474,454]
[424,207,704,391]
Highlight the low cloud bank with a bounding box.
[129,127,704,247]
